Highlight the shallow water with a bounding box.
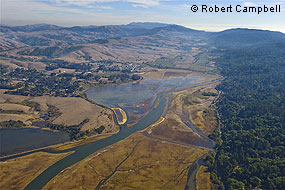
[0,128,70,156]
[86,75,202,122]
[25,93,167,190]
[14,76,218,190]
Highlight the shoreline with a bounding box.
[0,132,115,161]
[0,142,67,161]
[1,70,220,181]
[1,71,221,190]
[111,108,127,125]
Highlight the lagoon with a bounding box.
[0,128,70,156]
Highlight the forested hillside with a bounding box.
[206,40,285,189]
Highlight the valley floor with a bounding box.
[0,70,219,190]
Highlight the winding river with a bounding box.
[25,92,167,189]
[7,76,217,190]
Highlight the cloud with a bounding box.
[52,0,117,6]
[1,0,130,26]
[2,0,285,33]
[243,2,257,6]
[48,0,162,8]
[132,4,148,8]
[128,0,160,7]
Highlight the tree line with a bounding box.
[205,42,285,190]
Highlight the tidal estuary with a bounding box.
[1,75,216,190]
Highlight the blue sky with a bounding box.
[1,0,284,32]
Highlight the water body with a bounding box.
[25,93,166,190]
[86,76,202,122]
[0,128,69,156]
[23,77,217,190]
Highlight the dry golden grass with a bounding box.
[0,91,39,124]
[140,68,165,78]
[185,83,219,135]
[1,30,209,68]
[151,111,203,145]
[0,91,118,134]
[0,90,29,103]
[0,151,71,190]
[51,134,112,151]
[0,58,46,71]
[192,110,206,131]
[151,88,205,145]
[112,108,127,125]
[142,117,165,133]
[150,80,220,146]
[196,165,213,190]
[0,103,31,113]
[0,114,33,123]
[44,133,209,190]
[141,68,192,79]
[32,96,118,133]
[171,81,219,136]
[0,60,21,70]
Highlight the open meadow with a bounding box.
[0,151,72,190]
[44,133,209,190]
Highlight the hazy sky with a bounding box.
[1,0,284,32]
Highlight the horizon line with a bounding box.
[1,22,284,34]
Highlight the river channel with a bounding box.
[21,76,216,190]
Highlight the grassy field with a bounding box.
[0,114,34,123]
[0,89,118,134]
[182,82,219,136]
[44,133,208,190]
[51,134,112,151]
[151,109,203,145]
[0,152,72,190]
[0,90,29,103]
[32,96,118,133]
[196,165,213,190]
[0,91,38,125]
[0,103,31,113]
[142,117,165,134]
[140,68,192,79]
[151,86,203,145]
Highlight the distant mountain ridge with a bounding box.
[124,22,172,29]
[211,28,285,49]
[0,24,63,32]
[1,22,202,35]
[0,22,172,32]
[0,22,284,51]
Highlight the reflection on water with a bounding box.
[86,75,202,122]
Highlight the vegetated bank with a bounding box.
[205,41,285,189]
